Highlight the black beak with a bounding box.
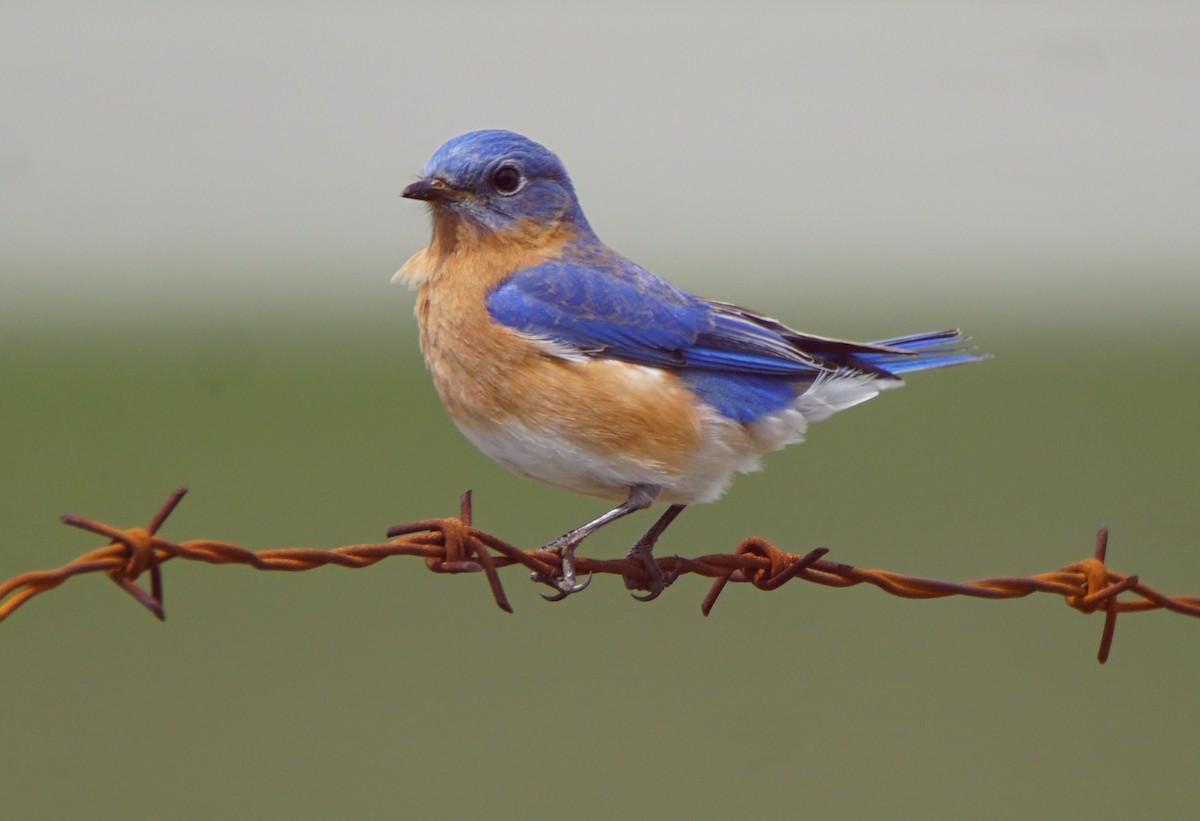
[401,177,465,202]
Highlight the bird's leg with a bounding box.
[536,484,659,600]
[623,503,687,602]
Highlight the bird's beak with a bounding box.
[401,177,466,202]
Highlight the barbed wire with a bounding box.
[3,488,1198,663]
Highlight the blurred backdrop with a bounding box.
[3,3,1198,819]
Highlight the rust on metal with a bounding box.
[3,490,1198,664]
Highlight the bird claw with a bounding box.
[624,554,682,602]
[532,543,591,601]
[538,571,592,601]
[630,586,664,603]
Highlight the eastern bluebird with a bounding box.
[397,129,985,600]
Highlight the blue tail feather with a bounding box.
[857,329,988,376]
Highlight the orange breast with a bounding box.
[403,212,707,472]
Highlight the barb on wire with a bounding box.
[2,489,1198,664]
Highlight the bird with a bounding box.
[396,129,986,600]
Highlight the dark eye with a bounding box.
[491,163,522,194]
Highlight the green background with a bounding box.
[5,291,1198,819]
[3,3,1198,819]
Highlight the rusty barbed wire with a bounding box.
[3,488,1198,663]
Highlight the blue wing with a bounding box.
[487,254,833,377]
[486,256,703,367]
[486,252,985,422]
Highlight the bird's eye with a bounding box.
[491,163,523,194]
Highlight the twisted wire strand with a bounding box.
[3,489,1197,664]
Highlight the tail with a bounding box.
[856,329,989,376]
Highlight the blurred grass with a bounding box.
[2,299,1198,819]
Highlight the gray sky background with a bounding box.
[3,2,1197,326]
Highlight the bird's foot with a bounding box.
[538,570,592,601]
[623,547,681,602]
[532,537,591,601]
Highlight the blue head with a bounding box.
[402,130,590,235]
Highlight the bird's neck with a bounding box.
[396,210,583,289]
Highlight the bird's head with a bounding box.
[402,130,589,237]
